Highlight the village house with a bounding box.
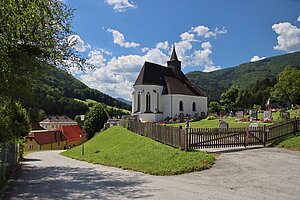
[39,116,77,131]
[55,125,86,148]
[132,46,207,122]
[24,130,67,151]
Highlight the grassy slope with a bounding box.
[276,135,300,151]
[61,126,215,175]
[74,98,131,114]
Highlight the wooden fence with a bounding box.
[124,118,299,151]
[0,143,19,186]
[127,120,187,149]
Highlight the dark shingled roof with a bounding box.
[134,62,206,97]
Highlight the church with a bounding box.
[132,47,207,122]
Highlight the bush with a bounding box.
[206,115,217,120]
[84,104,109,139]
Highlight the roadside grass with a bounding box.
[276,135,300,151]
[61,126,215,175]
[22,150,59,157]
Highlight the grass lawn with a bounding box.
[276,135,300,151]
[61,126,215,175]
[167,110,299,129]
[167,117,256,128]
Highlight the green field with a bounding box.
[276,135,300,151]
[74,98,131,114]
[61,126,215,175]
[167,110,299,129]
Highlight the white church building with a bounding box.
[132,47,207,122]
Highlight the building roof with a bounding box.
[55,125,85,142]
[40,116,76,123]
[27,130,67,145]
[31,122,46,131]
[134,62,206,97]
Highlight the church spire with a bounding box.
[167,44,182,79]
[169,45,179,61]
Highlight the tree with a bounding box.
[271,66,300,106]
[220,87,239,112]
[75,115,83,127]
[208,102,223,115]
[0,100,30,142]
[0,0,86,99]
[84,104,109,139]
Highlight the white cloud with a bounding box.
[107,28,140,48]
[156,41,169,50]
[180,32,196,41]
[174,40,193,65]
[201,41,212,50]
[250,55,266,62]
[76,24,227,100]
[87,50,106,67]
[66,35,91,52]
[190,25,227,38]
[203,66,221,72]
[272,22,300,52]
[105,0,136,12]
[141,47,149,52]
[297,15,300,22]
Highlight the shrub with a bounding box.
[206,115,217,120]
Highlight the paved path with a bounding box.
[2,148,300,200]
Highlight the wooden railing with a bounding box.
[127,121,187,150]
[123,118,299,151]
[0,143,19,187]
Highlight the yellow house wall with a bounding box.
[40,141,67,150]
[24,138,40,151]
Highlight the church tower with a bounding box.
[167,45,182,79]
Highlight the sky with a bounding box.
[63,0,300,101]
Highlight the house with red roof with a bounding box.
[55,125,86,148]
[24,130,67,151]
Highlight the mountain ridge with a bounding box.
[186,51,300,101]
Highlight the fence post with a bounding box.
[184,127,189,152]
[244,130,248,147]
[263,125,268,147]
[293,117,297,136]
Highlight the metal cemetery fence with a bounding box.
[0,143,19,186]
[123,118,299,151]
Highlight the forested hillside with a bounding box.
[186,51,300,102]
[21,64,131,119]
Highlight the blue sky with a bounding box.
[64,0,300,101]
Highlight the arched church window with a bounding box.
[179,101,183,111]
[146,92,151,112]
[137,92,141,112]
[192,102,196,111]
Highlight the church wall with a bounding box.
[132,85,164,121]
[161,94,207,119]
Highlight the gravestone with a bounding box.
[280,112,290,120]
[200,112,206,119]
[193,112,199,119]
[236,111,244,119]
[263,111,272,121]
[250,109,257,119]
[178,113,185,122]
[219,120,229,128]
[249,123,259,128]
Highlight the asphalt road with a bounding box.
[2,147,300,200]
